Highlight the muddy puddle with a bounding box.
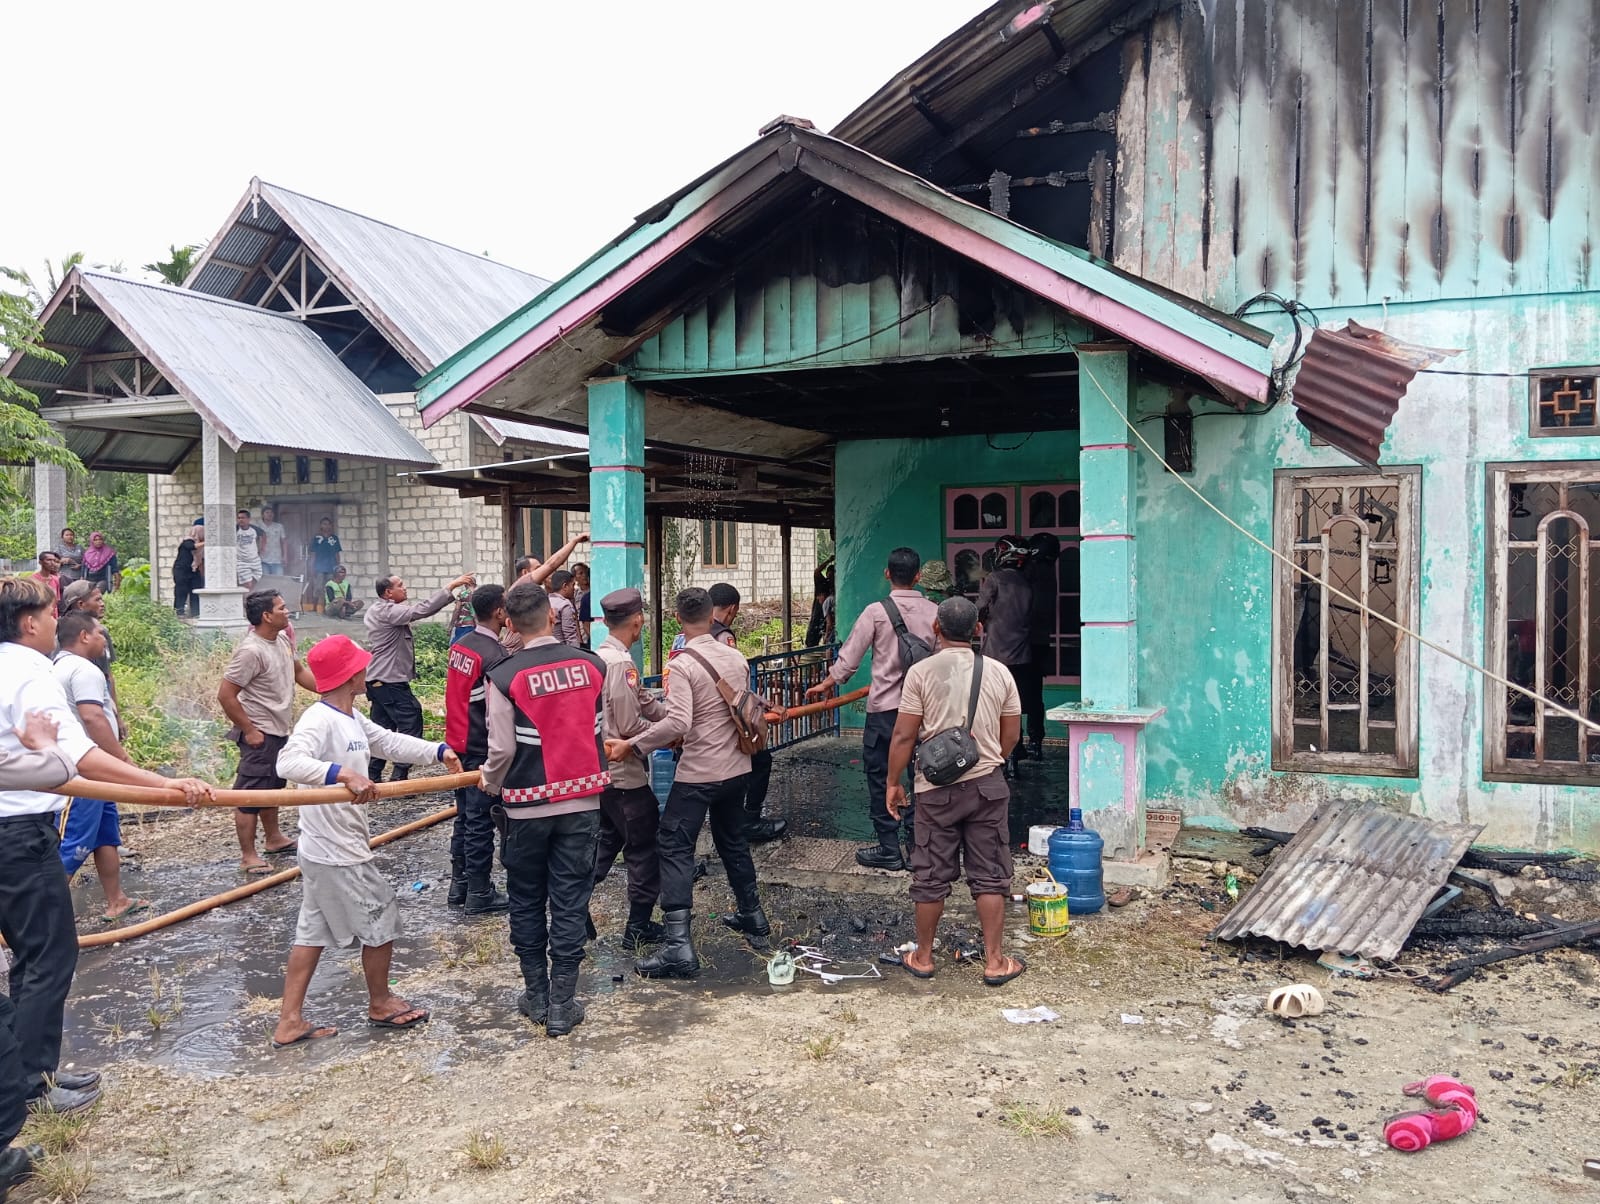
[63,777,958,1080]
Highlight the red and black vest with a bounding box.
[444,630,508,768]
[486,643,610,806]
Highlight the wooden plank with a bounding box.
[1545,0,1594,293]
[1295,2,1338,303]
[1512,0,1556,297]
[684,298,710,373]
[1364,0,1412,302]
[1402,0,1445,302]
[1437,0,1483,300]
[1234,0,1278,296]
[867,218,899,361]
[656,314,686,374]
[1474,0,1517,296]
[1141,9,1184,289]
[1167,6,1210,301]
[707,284,737,371]
[1203,0,1244,308]
[764,273,792,367]
[926,245,962,357]
[896,232,930,360]
[1112,31,1149,276]
[788,246,819,366]
[733,275,764,371]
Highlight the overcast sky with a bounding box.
[0,1,985,291]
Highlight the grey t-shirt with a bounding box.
[223,630,296,736]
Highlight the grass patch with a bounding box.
[803,1034,840,1061]
[463,1131,508,1171]
[436,930,506,969]
[21,1106,93,1157]
[319,1135,359,1158]
[998,1102,1074,1139]
[28,1154,95,1203]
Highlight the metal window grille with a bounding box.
[1486,466,1600,780]
[643,644,842,752]
[1273,469,1418,775]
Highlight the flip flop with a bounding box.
[101,900,151,923]
[263,843,298,856]
[368,1008,430,1030]
[271,1024,338,1051]
[900,956,936,980]
[982,955,1028,987]
[243,863,274,876]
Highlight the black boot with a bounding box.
[742,815,788,844]
[545,969,585,1038]
[516,968,549,1026]
[855,843,906,871]
[464,875,509,915]
[0,1143,43,1197]
[720,904,771,946]
[446,858,468,908]
[622,903,665,947]
[635,909,699,979]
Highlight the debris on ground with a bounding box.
[1000,1005,1059,1024]
[1384,1075,1478,1152]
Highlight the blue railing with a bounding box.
[643,642,842,752]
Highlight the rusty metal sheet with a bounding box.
[1209,800,1483,962]
[1287,320,1458,466]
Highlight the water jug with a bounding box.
[649,749,677,810]
[1047,808,1105,914]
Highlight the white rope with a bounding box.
[1078,359,1600,736]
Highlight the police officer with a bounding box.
[592,588,666,946]
[977,538,1033,776]
[606,588,781,979]
[442,583,511,914]
[706,583,786,844]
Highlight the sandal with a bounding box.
[272,1024,338,1051]
[368,1008,430,1030]
[101,900,151,923]
[263,842,298,856]
[242,863,274,876]
[982,955,1028,987]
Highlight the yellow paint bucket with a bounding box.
[1026,868,1071,938]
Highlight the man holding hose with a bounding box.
[0,576,212,1192]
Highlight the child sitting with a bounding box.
[270,634,461,1050]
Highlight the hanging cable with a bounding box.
[1077,358,1600,736]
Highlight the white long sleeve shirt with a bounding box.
[276,701,444,865]
[0,643,95,817]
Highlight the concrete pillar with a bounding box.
[193,424,247,628]
[1049,344,1165,876]
[33,462,67,566]
[587,375,646,668]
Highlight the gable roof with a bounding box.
[186,178,551,372]
[3,271,436,470]
[415,122,1274,442]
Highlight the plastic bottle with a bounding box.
[649,749,677,811]
[1047,808,1105,915]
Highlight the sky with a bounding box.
[0,0,987,290]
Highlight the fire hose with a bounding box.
[61,686,870,947]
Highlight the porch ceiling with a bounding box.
[417,122,1275,455]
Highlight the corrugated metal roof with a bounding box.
[1288,321,1459,466]
[48,272,436,468]
[475,416,588,451]
[1210,801,1483,961]
[186,179,551,372]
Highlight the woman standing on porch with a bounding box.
[53,528,84,586]
[80,533,120,594]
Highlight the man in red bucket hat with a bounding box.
[269,634,462,1050]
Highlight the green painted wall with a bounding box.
[1136,291,1600,852]
[832,431,1081,727]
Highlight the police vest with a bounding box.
[444,630,508,766]
[486,644,609,807]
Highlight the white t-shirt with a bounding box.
[235,525,263,572]
[0,643,95,817]
[276,701,442,865]
[259,521,287,565]
[52,651,119,734]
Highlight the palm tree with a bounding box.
[0,252,86,313]
[143,243,204,286]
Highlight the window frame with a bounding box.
[1271,466,1420,777]
[701,520,739,568]
[1528,367,1600,438]
[1484,461,1600,783]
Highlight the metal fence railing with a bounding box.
[642,642,842,753]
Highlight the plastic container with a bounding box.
[1024,868,1071,937]
[649,749,677,810]
[1027,824,1059,856]
[1047,808,1105,915]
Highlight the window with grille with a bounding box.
[701,520,738,567]
[520,508,567,561]
[945,484,1081,684]
[1486,466,1600,781]
[1530,370,1600,436]
[1272,469,1418,775]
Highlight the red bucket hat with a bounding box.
[307,634,371,693]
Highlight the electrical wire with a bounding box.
[1077,358,1600,737]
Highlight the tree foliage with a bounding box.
[143,243,204,286]
[0,267,81,509]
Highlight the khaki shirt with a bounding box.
[363,589,453,683]
[596,635,666,789]
[631,633,754,784]
[899,648,1022,793]
[222,630,296,736]
[827,589,939,713]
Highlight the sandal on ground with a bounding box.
[900,956,936,980]
[101,900,151,924]
[368,1008,430,1030]
[982,955,1028,987]
[271,1024,338,1051]
[263,842,298,856]
[242,863,274,876]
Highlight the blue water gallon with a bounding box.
[649,750,677,810]
[1048,809,1105,915]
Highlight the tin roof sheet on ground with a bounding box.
[1210,801,1483,962]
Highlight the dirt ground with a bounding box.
[20,788,1600,1204]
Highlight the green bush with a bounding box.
[117,559,151,598]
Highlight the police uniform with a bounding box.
[443,623,510,912]
[593,589,666,945]
[707,616,785,843]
